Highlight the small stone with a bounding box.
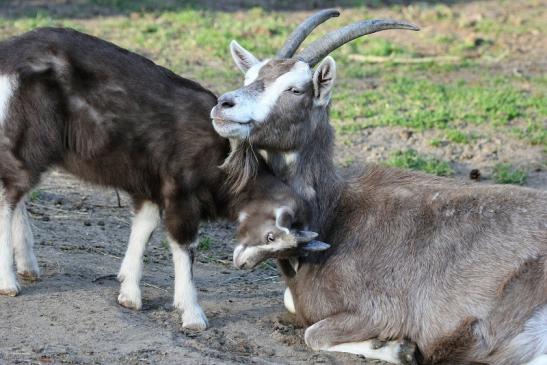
[97,220,105,226]
[41,216,50,222]
[84,221,92,227]
[399,130,413,140]
[470,169,481,181]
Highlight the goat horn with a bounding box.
[276,8,340,59]
[296,19,419,66]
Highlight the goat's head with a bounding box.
[234,203,329,269]
[211,10,419,150]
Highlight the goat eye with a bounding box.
[287,87,303,95]
[266,232,275,242]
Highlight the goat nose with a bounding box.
[218,94,236,109]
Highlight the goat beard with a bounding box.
[219,139,262,195]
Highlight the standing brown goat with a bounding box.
[211,11,547,364]
[0,11,339,331]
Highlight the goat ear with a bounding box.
[302,240,331,252]
[230,40,260,73]
[275,206,295,231]
[312,56,336,106]
[293,230,318,243]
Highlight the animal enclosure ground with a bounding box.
[0,0,546,364]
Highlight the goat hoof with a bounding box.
[118,293,142,311]
[398,339,417,365]
[18,271,40,282]
[0,289,19,297]
[182,307,208,331]
[0,283,20,297]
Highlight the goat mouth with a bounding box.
[212,117,251,126]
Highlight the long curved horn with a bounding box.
[296,19,419,66]
[276,8,340,59]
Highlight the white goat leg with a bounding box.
[326,340,408,365]
[0,185,18,296]
[12,199,39,281]
[117,201,160,310]
[169,237,208,330]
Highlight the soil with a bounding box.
[0,1,546,364]
[1,171,383,365]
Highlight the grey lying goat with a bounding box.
[234,173,418,364]
[212,9,546,364]
[233,166,547,365]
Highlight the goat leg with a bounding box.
[304,313,417,365]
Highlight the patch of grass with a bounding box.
[429,138,442,147]
[444,129,469,144]
[386,149,453,176]
[29,190,42,202]
[492,163,528,185]
[198,235,212,251]
[332,76,542,136]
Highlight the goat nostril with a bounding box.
[218,95,236,109]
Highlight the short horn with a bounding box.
[296,19,419,66]
[276,8,340,59]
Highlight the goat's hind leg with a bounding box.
[304,313,417,365]
[12,199,39,281]
[118,200,160,310]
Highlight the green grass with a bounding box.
[332,77,544,134]
[0,0,544,176]
[198,235,212,251]
[492,163,528,185]
[444,129,470,144]
[386,150,453,176]
[28,190,42,202]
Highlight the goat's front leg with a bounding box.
[0,184,21,296]
[12,199,39,281]
[164,192,207,330]
[117,200,160,310]
[304,313,417,365]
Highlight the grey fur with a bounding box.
[216,37,547,364]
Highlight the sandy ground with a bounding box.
[1,171,391,365]
[1,158,545,365]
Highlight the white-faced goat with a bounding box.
[0,11,343,330]
[211,12,547,365]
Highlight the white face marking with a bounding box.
[252,61,311,122]
[284,287,296,314]
[117,201,160,310]
[0,75,16,128]
[244,59,269,86]
[233,239,297,268]
[215,61,312,130]
[169,236,208,330]
[0,183,19,295]
[12,199,39,277]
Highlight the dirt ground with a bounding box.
[1,1,546,364]
[2,170,393,365]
